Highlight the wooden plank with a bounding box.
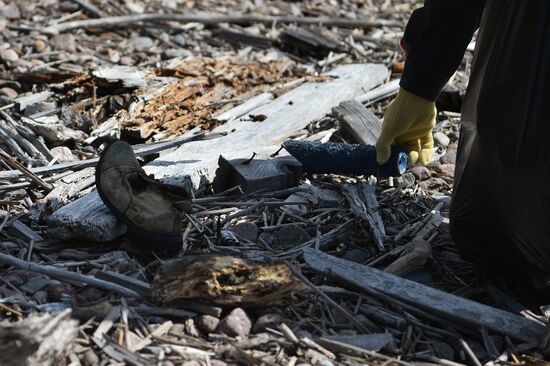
[303,247,545,343]
[145,64,387,184]
[212,154,302,194]
[48,64,388,242]
[332,99,382,145]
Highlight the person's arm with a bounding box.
[400,0,485,101]
[376,0,486,166]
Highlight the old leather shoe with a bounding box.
[96,141,191,251]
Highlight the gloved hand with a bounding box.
[376,88,437,166]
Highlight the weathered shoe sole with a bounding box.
[95,142,183,252]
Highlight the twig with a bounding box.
[0,252,143,299]
[0,148,53,191]
[285,261,375,334]
[42,13,402,35]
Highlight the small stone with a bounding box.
[119,56,134,66]
[164,48,190,59]
[126,37,154,52]
[34,39,47,53]
[172,34,187,47]
[1,49,19,63]
[197,314,220,334]
[252,313,283,333]
[229,222,258,242]
[51,34,76,52]
[210,361,227,366]
[419,177,447,191]
[216,308,251,337]
[79,287,104,303]
[440,143,458,164]
[295,329,313,339]
[433,132,450,147]
[409,166,431,181]
[0,18,6,32]
[82,349,99,366]
[181,362,201,366]
[434,163,455,177]
[1,2,20,19]
[0,87,17,99]
[270,224,311,249]
[50,146,75,163]
[342,248,369,264]
[184,318,200,337]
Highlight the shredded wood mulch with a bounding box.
[0,0,547,365]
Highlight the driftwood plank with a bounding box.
[49,64,388,242]
[332,99,382,145]
[303,247,546,343]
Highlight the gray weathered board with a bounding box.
[303,247,546,343]
[48,64,388,242]
[332,99,382,145]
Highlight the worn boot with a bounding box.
[96,141,192,251]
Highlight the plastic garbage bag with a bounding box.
[450,0,550,291]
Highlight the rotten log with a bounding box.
[153,255,305,306]
[303,247,546,343]
[49,63,388,242]
[42,13,402,35]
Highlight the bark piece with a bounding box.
[0,310,78,366]
[279,27,342,59]
[332,99,382,145]
[153,255,305,306]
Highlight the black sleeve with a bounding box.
[400,0,486,101]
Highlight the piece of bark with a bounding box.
[153,255,305,306]
[279,26,342,59]
[0,310,78,366]
[332,99,382,145]
[212,154,302,194]
[303,247,546,343]
[49,64,388,243]
[213,28,273,49]
[342,182,385,250]
[384,237,432,276]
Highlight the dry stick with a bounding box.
[0,148,53,191]
[0,130,210,181]
[458,338,483,366]
[0,252,143,299]
[285,261,374,334]
[42,13,402,34]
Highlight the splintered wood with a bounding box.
[153,256,305,305]
[122,57,309,141]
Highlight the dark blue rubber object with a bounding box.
[282,140,407,177]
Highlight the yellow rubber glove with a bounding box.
[376,88,436,166]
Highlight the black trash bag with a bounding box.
[450,0,550,292]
